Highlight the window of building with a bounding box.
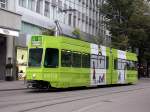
[86,0,88,7]
[51,0,57,7]
[93,20,95,28]
[78,11,81,20]
[89,0,92,10]
[36,0,42,14]
[73,15,76,28]
[93,0,96,9]
[44,1,50,17]
[61,50,72,67]
[44,48,59,68]
[82,13,85,22]
[64,3,67,10]
[68,14,72,26]
[89,18,92,26]
[28,0,35,11]
[19,0,26,8]
[58,0,62,11]
[86,16,88,24]
[82,0,85,5]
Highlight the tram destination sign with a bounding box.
[31,36,42,46]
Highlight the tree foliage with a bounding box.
[101,0,150,63]
[72,28,81,38]
[42,28,55,36]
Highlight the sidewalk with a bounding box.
[0,80,27,91]
[139,77,150,83]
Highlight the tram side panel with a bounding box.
[58,41,91,88]
[126,52,138,84]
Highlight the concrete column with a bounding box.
[5,36,16,80]
[35,0,38,12]
[42,0,45,16]
[6,36,14,60]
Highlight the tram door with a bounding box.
[0,36,6,80]
[117,59,126,83]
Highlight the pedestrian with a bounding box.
[20,70,26,84]
[16,65,19,80]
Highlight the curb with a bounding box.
[0,88,27,92]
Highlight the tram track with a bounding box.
[20,86,150,112]
[1,84,149,112]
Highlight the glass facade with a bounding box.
[21,22,42,35]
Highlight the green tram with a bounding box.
[26,35,138,89]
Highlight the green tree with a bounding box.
[72,28,81,38]
[42,28,55,36]
[101,0,150,77]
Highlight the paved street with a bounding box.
[0,79,150,112]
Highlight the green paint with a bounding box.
[31,36,43,46]
[126,52,138,83]
[26,35,138,88]
[111,49,118,84]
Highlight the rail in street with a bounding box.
[0,79,150,112]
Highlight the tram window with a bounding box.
[91,54,98,68]
[44,48,59,68]
[106,56,109,69]
[114,59,127,70]
[117,59,122,70]
[114,59,118,69]
[72,52,81,67]
[82,54,90,68]
[61,50,71,67]
[28,48,43,67]
[98,56,105,69]
[126,60,137,70]
[121,60,126,69]
[91,59,98,68]
[91,54,98,59]
[91,54,106,69]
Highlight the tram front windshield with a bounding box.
[28,48,43,67]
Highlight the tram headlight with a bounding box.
[32,74,36,79]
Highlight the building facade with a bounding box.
[0,0,21,80]
[0,0,110,80]
[12,0,107,42]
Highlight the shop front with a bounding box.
[0,8,21,80]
